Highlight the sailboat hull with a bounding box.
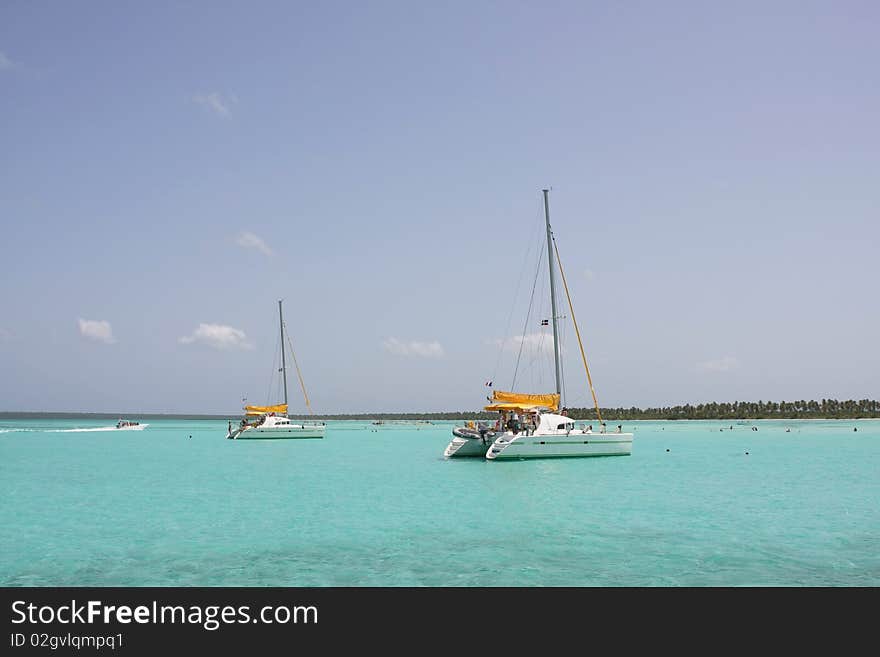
[486,432,633,460]
[444,435,492,457]
[231,424,325,439]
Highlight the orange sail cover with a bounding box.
[245,404,288,416]
[484,390,559,411]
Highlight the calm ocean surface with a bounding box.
[1,417,877,587]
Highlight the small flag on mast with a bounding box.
[541,319,549,326]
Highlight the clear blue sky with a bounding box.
[2,1,877,414]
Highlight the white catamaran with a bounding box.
[226,300,325,440]
[445,189,633,460]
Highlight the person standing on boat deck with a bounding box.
[617,424,622,433]
[509,410,521,434]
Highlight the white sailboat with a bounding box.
[226,300,325,440]
[445,189,633,460]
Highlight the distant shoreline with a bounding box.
[1,411,877,421]
[5,399,878,421]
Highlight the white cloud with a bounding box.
[491,332,556,356]
[235,231,273,256]
[192,92,235,117]
[78,318,116,344]
[0,52,13,70]
[179,323,253,350]
[698,356,740,372]
[382,337,444,358]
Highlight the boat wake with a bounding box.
[66,424,149,432]
[0,425,149,433]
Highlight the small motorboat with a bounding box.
[116,419,146,430]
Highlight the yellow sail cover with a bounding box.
[245,404,288,416]
[485,402,547,411]
[485,390,559,411]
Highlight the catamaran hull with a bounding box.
[228,425,325,440]
[444,435,492,457]
[486,433,633,460]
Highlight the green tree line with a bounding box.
[306,398,880,420]
[563,398,880,420]
[2,398,876,421]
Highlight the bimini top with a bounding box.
[245,403,288,416]
[484,390,559,412]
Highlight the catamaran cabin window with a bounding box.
[557,422,575,430]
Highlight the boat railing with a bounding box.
[297,419,325,426]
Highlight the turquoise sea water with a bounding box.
[1,417,878,586]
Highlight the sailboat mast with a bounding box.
[278,299,289,407]
[543,189,563,404]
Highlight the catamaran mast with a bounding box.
[543,189,563,405]
[278,299,289,408]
